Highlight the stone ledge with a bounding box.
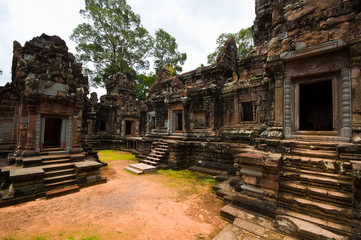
[74,161,102,172]
[281,39,346,61]
[10,167,44,181]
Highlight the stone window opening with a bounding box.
[241,102,254,122]
[299,80,333,131]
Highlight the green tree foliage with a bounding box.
[70,0,153,86]
[207,27,253,65]
[134,73,156,100]
[153,29,187,74]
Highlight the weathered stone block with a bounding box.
[13,184,43,196]
[86,175,97,183]
[10,168,44,181]
[261,179,278,191]
[263,171,278,181]
[242,175,258,186]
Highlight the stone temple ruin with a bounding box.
[1,0,361,239]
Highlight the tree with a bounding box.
[134,73,156,100]
[207,27,253,65]
[153,29,187,74]
[70,0,153,86]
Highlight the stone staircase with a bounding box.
[125,140,168,174]
[23,152,84,192]
[1,150,106,205]
[140,140,168,167]
[275,142,355,239]
[212,141,359,240]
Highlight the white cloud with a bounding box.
[0,0,255,96]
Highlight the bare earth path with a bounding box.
[0,153,227,240]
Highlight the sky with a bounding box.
[0,0,255,96]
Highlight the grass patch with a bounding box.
[1,232,103,240]
[156,169,215,197]
[158,169,215,185]
[97,150,136,163]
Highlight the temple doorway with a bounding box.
[174,111,183,132]
[43,118,62,148]
[125,120,134,136]
[299,80,333,131]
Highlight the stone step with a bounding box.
[127,163,156,173]
[42,158,72,165]
[280,171,352,191]
[70,153,85,161]
[40,154,70,161]
[282,155,352,174]
[40,150,68,156]
[44,174,76,184]
[44,179,77,190]
[275,214,349,240]
[46,185,80,199]
[149,152,163,158]
[141,159,157,166]
[212,178,232,192]
[22,157,42,167]
[44,168,75,178]
[146,156,160,162]
[290,141,337,151]
[282,167,352,180]
[276,207,354,238]
[41,163,75,172]
[278,192,353,224]
[213,179,237,203]
[219,204,288,239]
[279,181,352,206]
[290,148,337,159]
[154,147,167,152]
[124,166,143,175]
[212,224,243,240]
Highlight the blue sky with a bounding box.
[0,0,255,96]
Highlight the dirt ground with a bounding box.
[0,153,227,240]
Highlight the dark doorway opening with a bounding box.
[125,121,133,136]
[242,102,254,122]
[175,112,183,131]
[44,118,62,148]
[100,121,106,131]
[299,80,333,131]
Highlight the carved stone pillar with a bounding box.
[341,68,352,141]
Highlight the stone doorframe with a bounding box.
[282,40,352,142]
[35,115,73,153]
[169,103,184,134]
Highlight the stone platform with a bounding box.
[214,204,298,240]
[124,163,157,175]
[0,152,106,207]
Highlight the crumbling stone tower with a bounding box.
[8,34,89,157]
[86,72,147,149]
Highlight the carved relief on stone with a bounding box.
[284,50,349,78]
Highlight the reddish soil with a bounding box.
[0,159,227,240]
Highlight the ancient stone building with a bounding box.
[139,0,361,238]
[0,34,89,157]
[0,0,360,238]
[85,71,147,150]
[0,34,105,205]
